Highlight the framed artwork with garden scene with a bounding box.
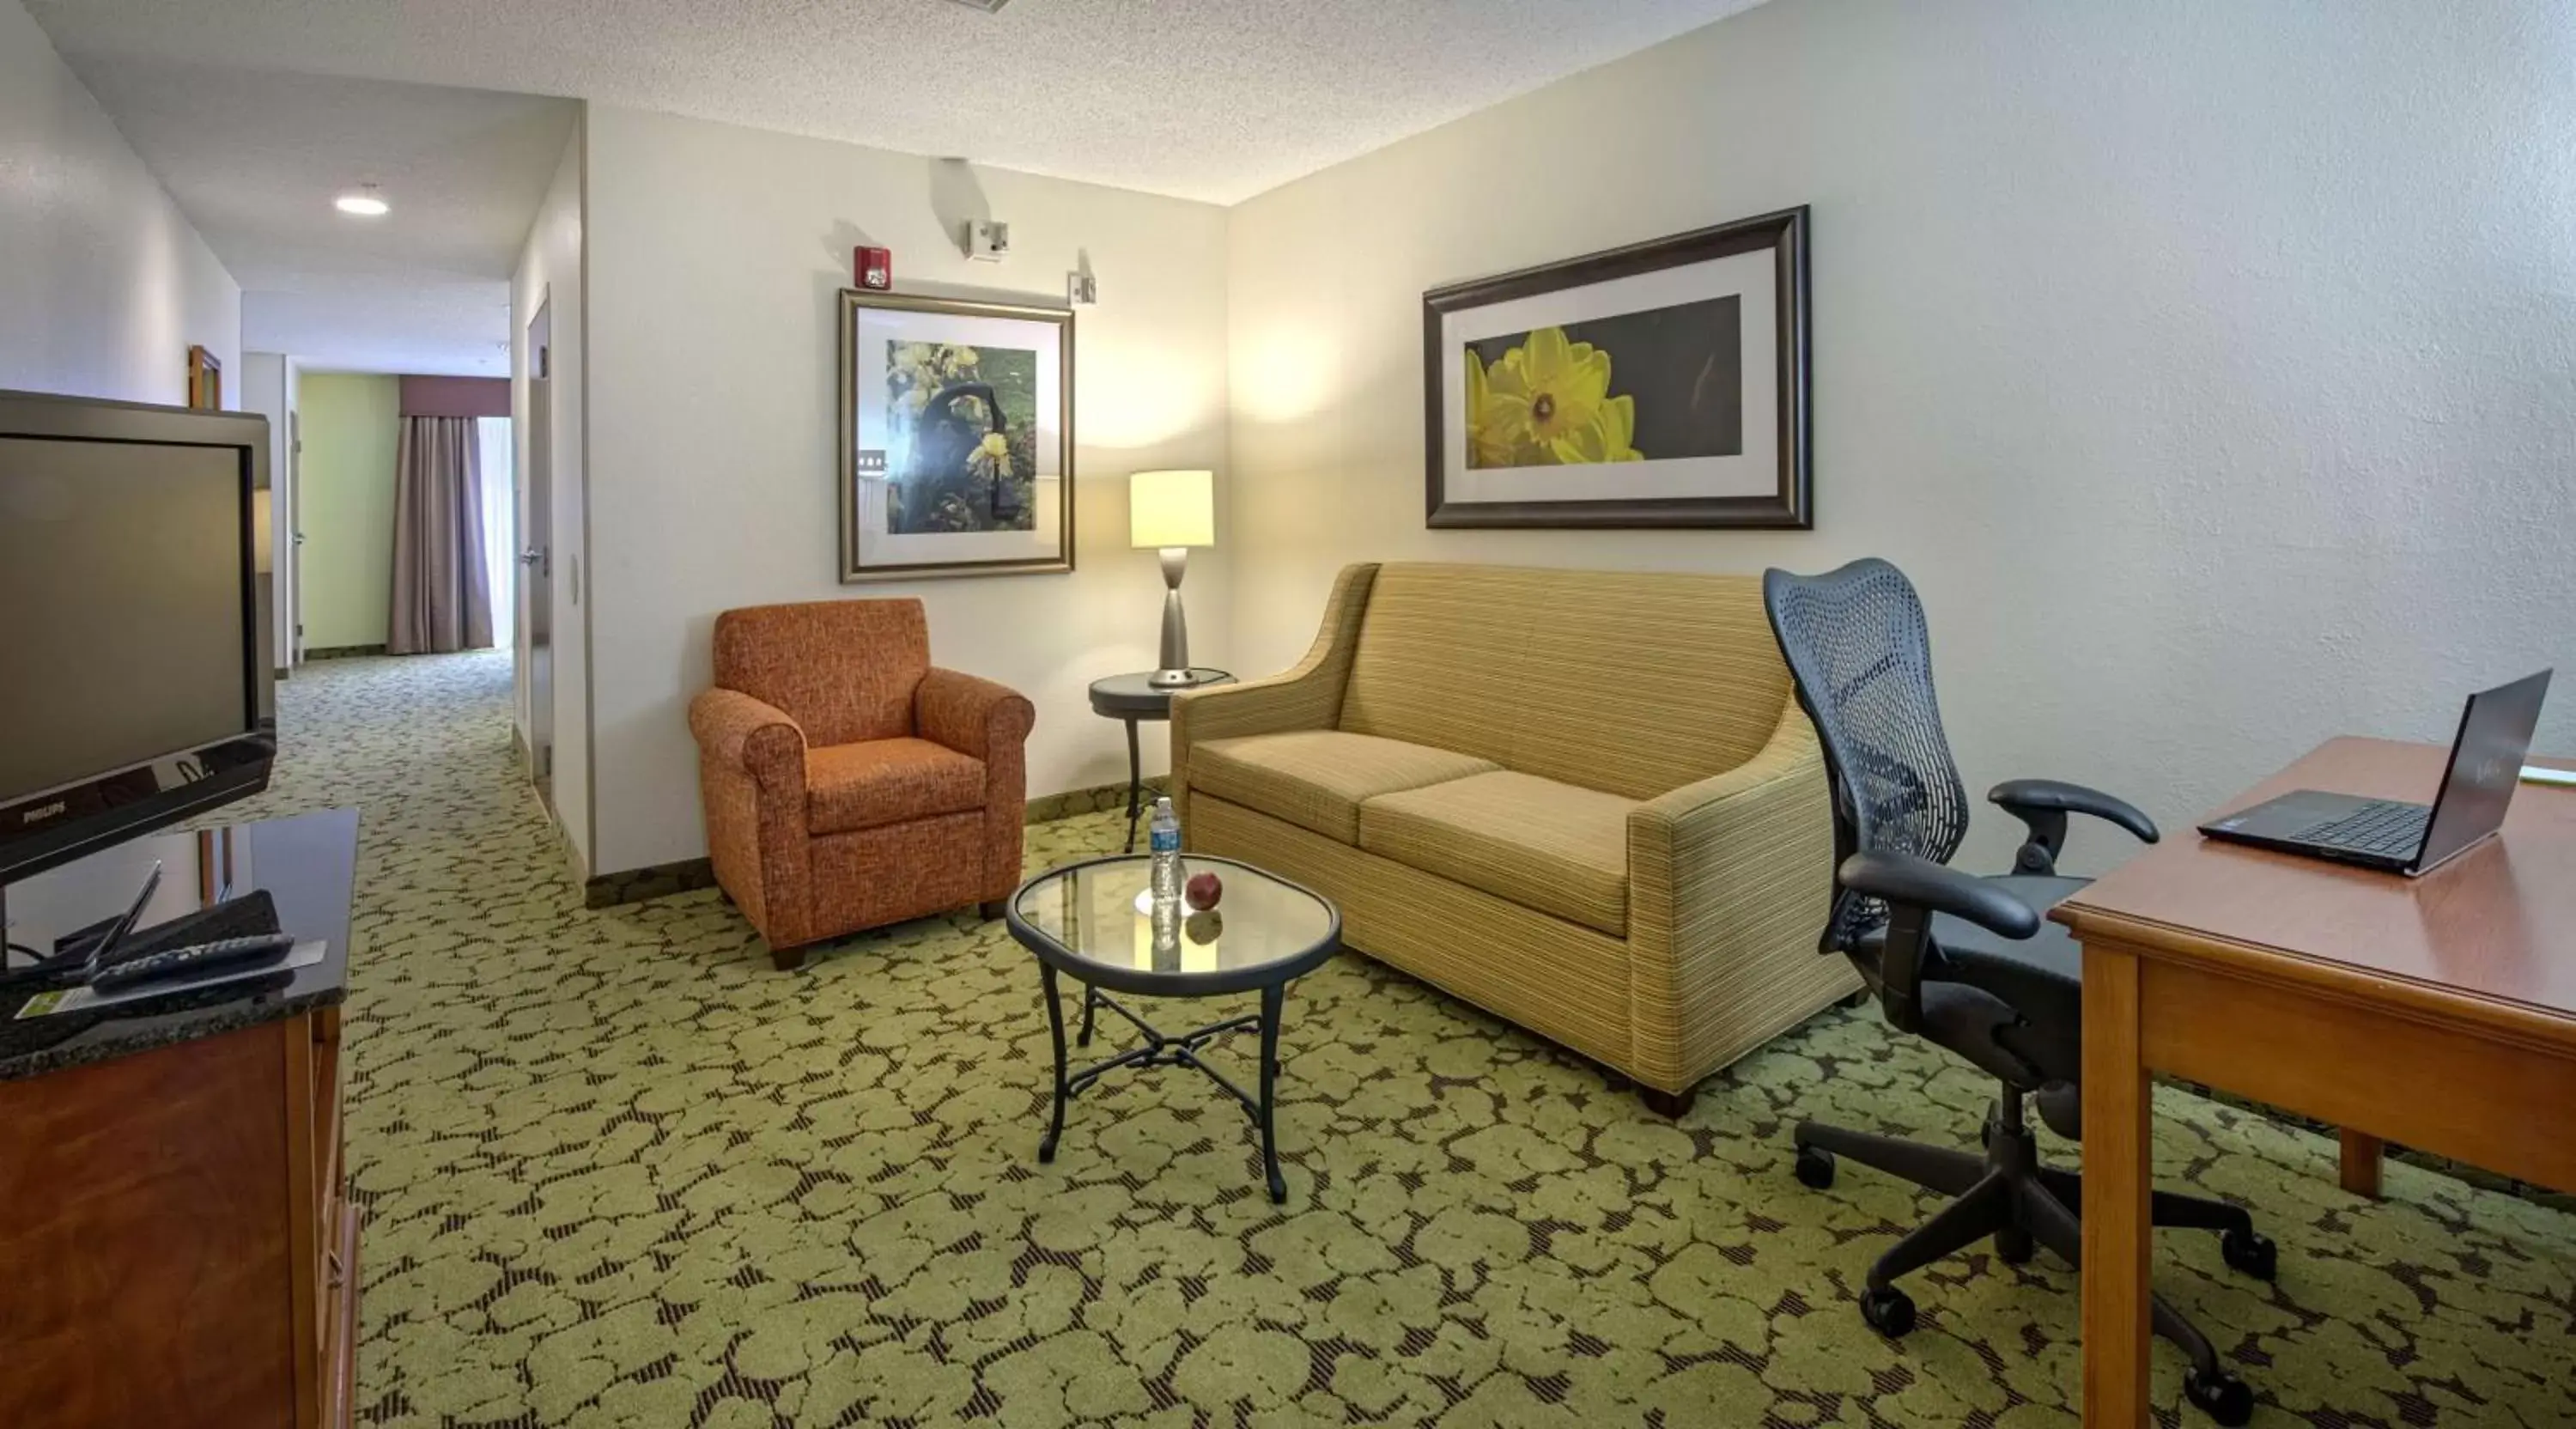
[1424,206,1810,529]
[838,290,1074,581]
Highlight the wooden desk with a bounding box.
[2056,738,2576,1426]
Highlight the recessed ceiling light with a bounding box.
[335,185,389,217]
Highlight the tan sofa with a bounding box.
[1172,562,1858,1113]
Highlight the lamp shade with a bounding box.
[1129,470,1215,550]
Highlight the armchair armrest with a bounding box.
[1625,702,1848,1087]
[1838,847,2042,1037]
[1170,564,1377,824]
[1989,777,2159,874]
[1838,849,2041,939]
[688,687,807,798]
[916,668,1036,760]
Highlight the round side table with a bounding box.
[1088,669,1233,851]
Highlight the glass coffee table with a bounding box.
[1005,854,1340,1204]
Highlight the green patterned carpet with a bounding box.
[229,653,2574,1428]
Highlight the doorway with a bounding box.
[522,299,555,811]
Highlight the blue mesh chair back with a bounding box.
[1762,559,1972,952]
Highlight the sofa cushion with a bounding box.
[1358,770,1637,936]
[806,738,987,835]
[1338,562,1794,800]
[1190,731,1499,843]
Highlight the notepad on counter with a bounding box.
[12,939,325,1019]
[2520,765,2576,788]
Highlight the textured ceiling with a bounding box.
[47,53,573,375]
[29,0,1766,204]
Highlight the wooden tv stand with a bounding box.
[0,808,360,1428]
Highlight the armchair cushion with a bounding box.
[1190,731,1498,843]
[806,739,987,836]
[1359,771,1637,936]
[712,599,929,748]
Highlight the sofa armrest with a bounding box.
[917,667,1036,761]
[1624,701,1851,1090]
[1172,564,1377,827]
[688,687,807,799]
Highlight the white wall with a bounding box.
[0,0,240,405]
[581,105,1230,876]
[512,117,593,873]
[1226,0,2576,872]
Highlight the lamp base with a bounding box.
[1148,667,1197,689]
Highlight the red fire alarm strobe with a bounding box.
[854,246,893,291]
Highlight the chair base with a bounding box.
[1794,1084,2273,1426]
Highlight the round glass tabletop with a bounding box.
[1007,854,1340,996]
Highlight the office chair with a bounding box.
[1763,558,2273,1427]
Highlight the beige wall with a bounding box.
[297,373,399,650]
[580,105,1231,877]
[1224,0,2576,872]
[512,119,592,871]
[0,0,238,405]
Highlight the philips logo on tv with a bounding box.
[20,800,66,826]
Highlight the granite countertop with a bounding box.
[0,807,357,1083]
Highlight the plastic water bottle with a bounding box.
[1148,797,1182,908]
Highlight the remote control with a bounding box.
[88,933,298,994]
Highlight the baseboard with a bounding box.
[580,777,1163,910]
[304,643,387,661]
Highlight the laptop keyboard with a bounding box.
[2295,801,2429,858]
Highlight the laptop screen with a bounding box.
[2417,670,2552,869]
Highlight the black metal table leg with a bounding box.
[1078,983,1097,1048]
[1038,964,1069,1163]
[1121,718,1144,853]
[1258,982,1286,1204]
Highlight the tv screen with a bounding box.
[0,436,252,796]
[0,391,273,885]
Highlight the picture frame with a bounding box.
[1423,206,1810,530]
[837,289,1074,581]
[186,344,222,411]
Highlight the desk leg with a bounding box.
[2081,944,2153,1428]
[1122,719,1144,854]
[2339,1129,2385,1200]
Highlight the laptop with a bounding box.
[2199,670,2553,875]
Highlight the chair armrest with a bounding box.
[1838,849,2041,940]
[1988,777,2158,874]
[1625,702,1847,1087]
[687,688,806,797]
[917,668,1036,760]
[1171,564,1377,824]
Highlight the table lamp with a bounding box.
[1129,470,1215,687]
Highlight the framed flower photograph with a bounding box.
[1424,207,1810,529]
[838,290,1074,581]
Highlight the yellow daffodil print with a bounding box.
[1464,325,1637,469]
[1483,326,1610,441]
[1552,393,1643,465]
[1465,353,1542,468]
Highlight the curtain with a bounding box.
[388,415,494,654]
[477,417,514,639]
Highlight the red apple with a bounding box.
[1184,871,1222,910]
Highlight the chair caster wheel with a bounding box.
[1795,1145,1836,1190]
[1993,1225,2033,1266]
[2221,1227,2277,1281]
[2184,1367,2254,1426]
[1859,1286,1916,1338]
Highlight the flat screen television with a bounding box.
[0,389,276,885]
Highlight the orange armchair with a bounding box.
[688,599,1036,969]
